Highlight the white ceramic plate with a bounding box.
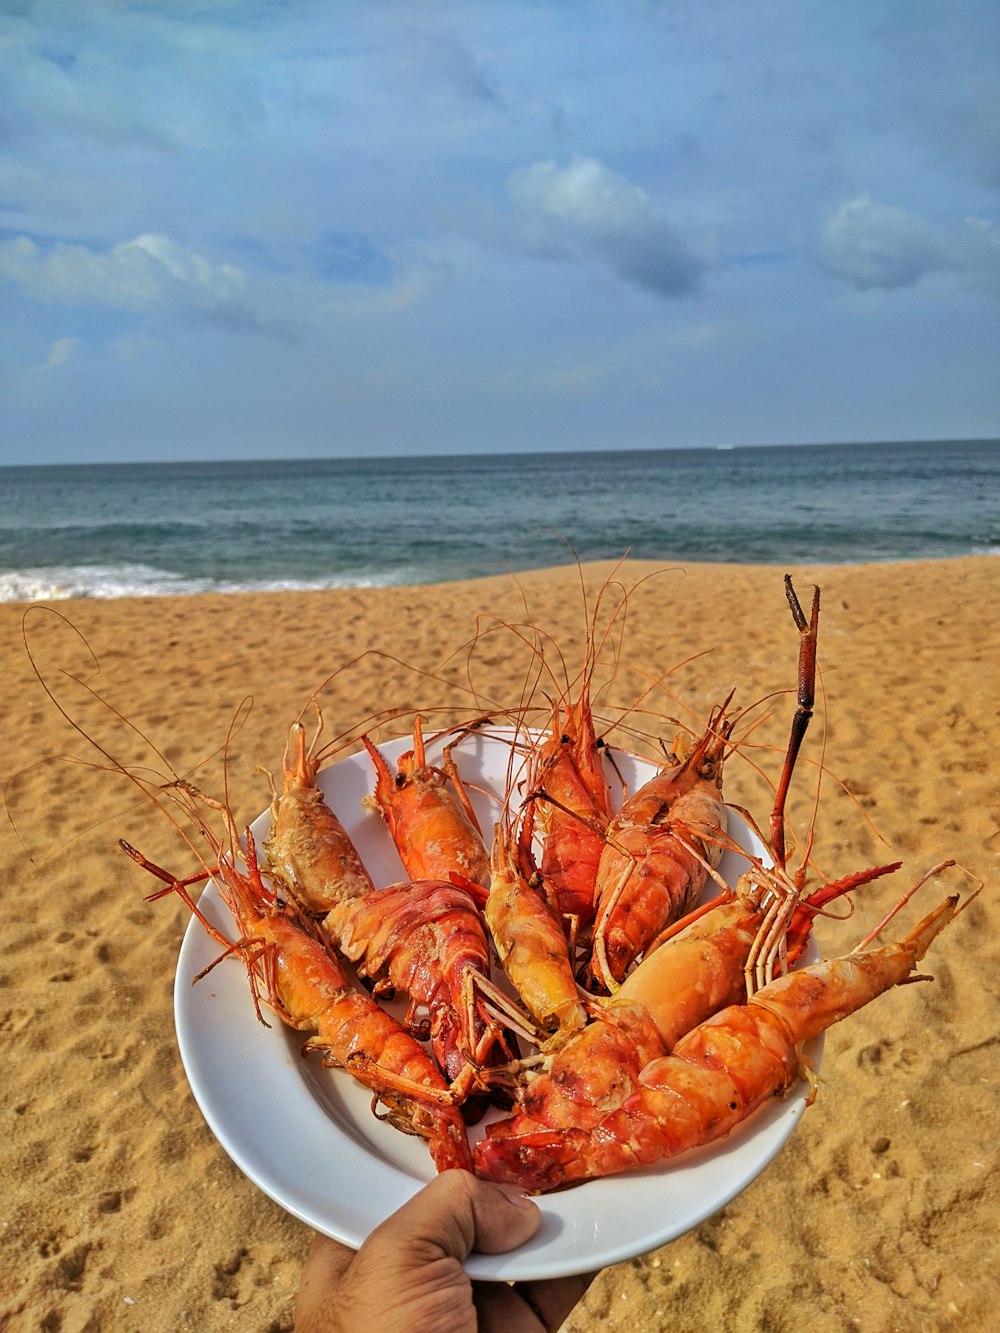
[174,727,821,1281]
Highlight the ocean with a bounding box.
[1,439,996,601]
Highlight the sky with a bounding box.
[1,0,999,465]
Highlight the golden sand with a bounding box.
[2,557,997,1331]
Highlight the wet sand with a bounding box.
[2,557,997,1331]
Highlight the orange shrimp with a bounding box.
[616,859,903,1042]
[263,715,373,912]
[527,693,613,930]
[484,805,588,1042]
[125,825,472,1175]
[362,717,490,888]
[588,703,733,989]
[490,858,899,1141]
[475,891,960,1190]
[322,879,516,1119]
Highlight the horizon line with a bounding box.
[1,435,997,471]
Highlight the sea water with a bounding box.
[1,439,996,601]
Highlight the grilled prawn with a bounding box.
[475,893,960,1190]
[263,715,373,912]
[323,879,518,1119]
[588,705,732,989]
[362,717,490,888]
[125,822,472,1174]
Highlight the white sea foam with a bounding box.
[0,564,409,603]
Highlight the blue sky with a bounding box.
[2,0,998,464]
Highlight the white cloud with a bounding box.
[818,193,1000,295]
[506,154,710,299]
[0,232,282,333]
[42,336,80,368]
[510,156,659,234]
[26,336,81,374]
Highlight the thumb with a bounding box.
[365,1169,541,1266]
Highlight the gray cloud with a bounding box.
[395,23,505,110]
[818,193,1000,296]
[865,0,1000,192]
[506,154,710,299]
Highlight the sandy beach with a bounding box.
[3,556,997,1332]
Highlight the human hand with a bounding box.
[294,1169,594,1332]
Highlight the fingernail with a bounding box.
[506,1191,537,1210]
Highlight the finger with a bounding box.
[294,1232,357,1331]
[301,1232,357,1283]
[365,1170,541,1266]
